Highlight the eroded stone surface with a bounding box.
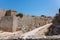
[0,9,52,32]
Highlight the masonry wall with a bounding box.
[0,16,13,32]
[5,10,17,16]
[0,16,18,32]
[12,16,18,32]
[17,15,52,32]
[0,10,6,17]
[0,9,53,32]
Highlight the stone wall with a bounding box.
[17,15,35,32]
[0,10,6,18]
[0,9,18,32]
[0,9,53,32]
[0,16,17,32]
[0,16,13,32]
[12,16,17,32]
[17,15,52,32]
[5,10,17,16]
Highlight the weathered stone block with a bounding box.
[0,16,17,32]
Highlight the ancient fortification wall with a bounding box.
[0,9,52,32]
[0,16,17,32]
[0,16,13,32]
[0,10,18,32]
[12,16,17,32]
[17,15,52,32]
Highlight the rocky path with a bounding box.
[20,23,52,39]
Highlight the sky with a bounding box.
[0,0,60,16]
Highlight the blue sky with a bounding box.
[0,0,60,16]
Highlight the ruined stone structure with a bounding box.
[0,10,17,32]
[17,15,52,32]
[5,10,17,16]
[0,9,52,32]
[0,16,17,32]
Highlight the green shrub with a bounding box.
[16,13,23,18]
[41,15,46,18]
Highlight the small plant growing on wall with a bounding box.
[16,13,23,18]
[41,15,46,18]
